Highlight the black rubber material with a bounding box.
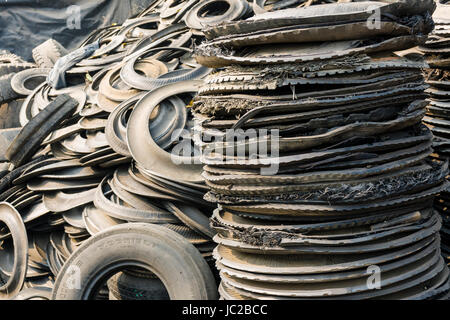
[184,0,250,30]
[52,223,218,300]
[0,53,34,77]
[160,0,189,19]
[0,53,25,65]
[0,171,8,180]
[12,157,60,185]
[0,203,28,299]
[32,39,68,68]
[0,63,35,78]
[8,94,71,158]
[0,185,22,202]
[0,155,50,195]
[0,74,20,104]
[6,94,77,167]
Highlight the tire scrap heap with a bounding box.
[0,0,448,301]
[0,0,249,300]
[419,0,450,265]
[193,0,450,300]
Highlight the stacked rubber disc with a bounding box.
[419,1,450,266]
[193,1,450,299]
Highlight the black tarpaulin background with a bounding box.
[0,0,154,61]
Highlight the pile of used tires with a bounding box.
[420,1,450,266]
[0,0,230,300]
[194,0,450,300]
[0,52,36,130]
[0,0,448,301]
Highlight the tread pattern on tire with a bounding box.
[6,94,77,167]
[51,223,218,300]
[32,39,68,68]
[0,52,35,78]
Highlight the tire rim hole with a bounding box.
[24,76,46,91]
[0,224,14,287]
[107,268,169,300]
[198,1,231,18]
[84,263,170,300]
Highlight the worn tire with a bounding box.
[184,0,250,30]
[32,39,68,68]
[0,63,35,78]
[52,223,218,300]
[11,68,50,96]
[0,203,28,299]
[0,52,34,77]
[0,155,50,194]
[107,271,170,300]
[6,94,77,167]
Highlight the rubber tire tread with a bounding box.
[11,68,50,96]
[0,63,35,78]
[51,223,218,300]
[8,98,77,167]
[32,39,68,68]
[0,155,50,194]
[6,94,75,167]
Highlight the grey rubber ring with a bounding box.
[93,176,179,224]
[11,68,50,96]
[0,203,28,299]
[105,93,186,156]
[121,47,210,91]
[127,80,203,183]
[184,0,249,30]
[51,223,218,300]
